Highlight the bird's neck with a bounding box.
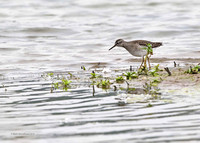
[120,41,128,48]
[122,41,132,49]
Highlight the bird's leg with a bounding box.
[144,55,147,69]
[147,55,151,70]
[148,54,152,69]
[140,55,145,69]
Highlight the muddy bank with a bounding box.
[112,66,200,96]
[46,61,200,97]
[126,58,200,63]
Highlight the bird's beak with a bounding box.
[109,44,117,51]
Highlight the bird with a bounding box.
[109,39,162,69]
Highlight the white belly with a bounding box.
[125,45,147,57]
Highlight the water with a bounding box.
[1,0,200,142]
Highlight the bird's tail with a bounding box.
[152,42,162,48]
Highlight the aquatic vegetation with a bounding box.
[47,72,54,77]
[67,72,79,80]
[81,65,86,70]
[185,65,200,74]
[41,72,54,79]
[101,80,110,88]
[153,64,161,72]
[97,80,110,89]
[53,82,59,89]
[138,66,148,75]
[115,76,124,83]
[142,43,153,69]
[44,61,200,98]
[68,72,73,79]
[151,78,162,84]
[143,43,153,55]
[128,88,136,91]
[90,71,97,79]
[127,87,138,94]
[62,79,72,86]
[148,64,161,77]
[42,72,58,81]
[51,78,72,92]
[138,59,161,76]
[143,79,160,95]
[149,70,159,77]
[123,72,138,80]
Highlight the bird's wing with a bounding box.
[133,40,162,48]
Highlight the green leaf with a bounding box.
[81,66,86,70]
[90,72,97,79]
[47,73,54,77]
[53,82,59,89]
[116,76,124,83]
[62,79,72,86]
[147,43,152,47]
[123,72,138,80]
[68,72,73,78]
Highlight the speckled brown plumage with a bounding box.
[109,39,163,69]
[131,40,162,48]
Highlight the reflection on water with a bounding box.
[0,0,200,142]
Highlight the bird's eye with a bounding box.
[116,40,121,44]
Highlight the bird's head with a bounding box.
[109,39,124,51]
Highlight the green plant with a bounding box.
[152,78,162,84]
[153,64,161,72]
[97,80,110,89]
[148,64,161,77]
[143,79,160,95]
[68,72,73,79]
[123,72,138,80]
[185,65,200,74]
[143,43,153,55]
[101,80,110,88]
[149,70,159,77]
[116,76,124,83]
[53,82,59,89]
[81,66,86,70]
[51,78,72,92]
[90,71,97,79]
[62,79,72,91]
[47,72,54,77]
[138,66,148,75]
[62,79,72,86]
[42,72,56,81]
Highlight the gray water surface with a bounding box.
[1,0,200,142]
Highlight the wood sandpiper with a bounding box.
[109,39,162,69]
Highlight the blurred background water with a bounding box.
[0,0,200,142]
[0,0,200,72]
